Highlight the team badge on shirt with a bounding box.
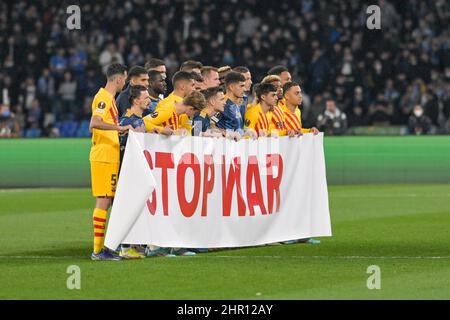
[151,111,159,118]
[245,119,251,127]
[98,101,106,109]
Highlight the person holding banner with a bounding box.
[244,83,278,137]
[143,71,195,135]
[89,63,132,261]
[116,85,149,259]
[192,86,226,137]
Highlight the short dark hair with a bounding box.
[256,83,276,101]
[201,86,224,102]
[224,71,245,87]
[106,63,127,80]
[282,81,300,96]
[233,66,250,74]
[180,60,203,72]
[148,70,163,82]
[172,70,194,87]
[268,65,289,76]
[129,85,147,105]
[145,58,165,70]
[128,66,147,79]
[190,71,203,82]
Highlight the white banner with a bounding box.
[104,131,332,249]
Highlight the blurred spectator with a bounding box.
[58,72,77,120]
[0,0,448,136]
[317,100,348,135]
[99,42,124,74]
[408,105,432,135]
[0,104,18,137]
[368,95,394,126]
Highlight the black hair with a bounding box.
[106,63,127,80]
[128,66,147,79]
[267,65,289,76]
[201,86,224,102]
[224,71,246,87]
[172,70,195,87]
[256,83,276,100]
[128,85,147,105]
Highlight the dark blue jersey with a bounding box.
[142,96,160,117]
[240,94,249,120]
[119,111,145,149]
[216,98,244,133]
[192,111,223,136]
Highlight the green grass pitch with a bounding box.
[0,184,449,299]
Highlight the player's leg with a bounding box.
[90,161,122,260]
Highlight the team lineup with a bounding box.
[89,59,321,261]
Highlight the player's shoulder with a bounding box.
[93,88,113,109]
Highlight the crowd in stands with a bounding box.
[0,0,449,138]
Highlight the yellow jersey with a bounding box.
[267,103,287,136]
[280,103,311,133]
[244,103,269,136]
[179,114,193,135]
[89,88,120,163]
[143,92,182,132]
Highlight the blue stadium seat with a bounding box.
[25,128,42,138]
[60,120,79,137]
[76,120,91,137]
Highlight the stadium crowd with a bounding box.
[0,0,449,138]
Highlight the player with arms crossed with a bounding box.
[89,63,132,261]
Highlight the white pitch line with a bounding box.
[0,255,449,260]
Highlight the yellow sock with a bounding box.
[93,208,108,254]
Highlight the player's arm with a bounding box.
[243,110,259,138]
[90,115,131,133]
[143,110,174,135]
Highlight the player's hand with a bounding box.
[270,130,279,138]
[160,125,173,136]
[118,125,133,133]
[311,127,319,135]
[175,127,189,137]
[287,129,297,137]
[259,129,267,137]
[243,129,258,139]
[296,129,303,137]
[134,126,145,133]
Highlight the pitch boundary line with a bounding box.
[0,255,449,260]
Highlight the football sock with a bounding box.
[93,208,107,254]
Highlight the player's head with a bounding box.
[181,90,206,117]
[172,71,195,97]
[128,66,149,88]
[233,66,252,92]
[262,75,283,99]
[224,71,246,99]
[201,86,226,113]
[218,66,232,86]
[326,99,337,112]
[256,83,277,108]
[148,70,167,95]
[268,65,292,86]
[129,85,150,112]
[283,81,302,106]
[251,83,261,103]
[201,66,220,89]
[145,58,166,79]
[106,63,128,91]
[180,60,203,75]
[190,71,204,91]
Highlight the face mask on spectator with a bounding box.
[1,109,11,119]
[413,109,423,117]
